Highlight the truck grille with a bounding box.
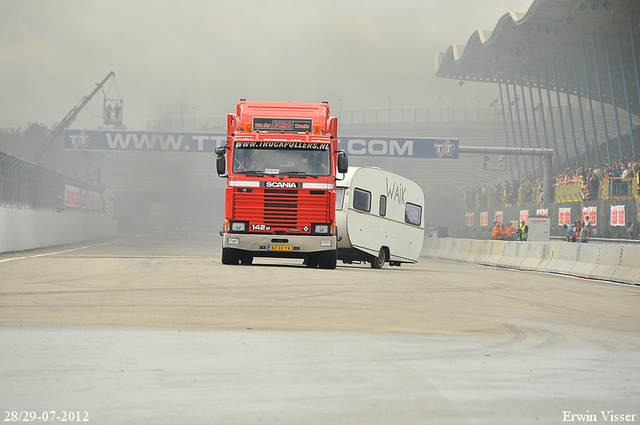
[233,188,329,231]
[264,189,298,226]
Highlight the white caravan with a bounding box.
[336,167,425,268]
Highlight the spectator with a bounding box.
[564,224,575,242]
[621,163,629,179]
[505,221,516,241]
[612,162,621,177]
[516,220,529,242]
[588,173,599,201]
[491,220,504,240]
[578,218,590,243]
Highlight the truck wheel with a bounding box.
[319,250,337,269]
[221,248,239,265]
[239,254,253,265]
[371,248,386,269]
[306,254,320,268]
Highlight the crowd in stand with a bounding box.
[466,157,639,208]
[467,126,640,208]
[556,159,640,201]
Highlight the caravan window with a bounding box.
[335,188,345,211]
[379,195,387,217]
[353,188,371,212]
[405,202,422,226]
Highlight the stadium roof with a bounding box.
[435,0,640,117]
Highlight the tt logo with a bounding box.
[434,140,455,158]
[69,131,90,149]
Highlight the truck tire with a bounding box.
[319,250,337,269]
[221,248,239,265]
[306,254,320,268]
[239,253,253,265]
[371,248,386,269]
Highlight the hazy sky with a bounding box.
[1,0,533,130]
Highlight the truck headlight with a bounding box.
[320,239,333,247]
[228,237,240,245]
[313,224,329,234]
[231,222,246,232]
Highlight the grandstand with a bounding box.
[435,0,639,170]
[432,0,640,239]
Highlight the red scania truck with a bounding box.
[215,100,348,268]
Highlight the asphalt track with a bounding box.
[1,236,639,424]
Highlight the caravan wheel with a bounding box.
[371,248,386,269]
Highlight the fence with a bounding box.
[146,117,225,132]
[147,104,613,130]
[554,181,584,203]
[0,152,104,213]
[602,176,639,200]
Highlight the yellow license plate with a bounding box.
[268,245,292,251]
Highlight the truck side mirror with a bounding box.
[337,151,348,174]
[216,154,226,176]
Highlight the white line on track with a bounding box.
[0,239,121,264]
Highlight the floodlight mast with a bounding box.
[32,71,115,165]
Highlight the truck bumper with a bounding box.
[222,233,336,254]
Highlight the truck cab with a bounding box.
[216,101,347,269]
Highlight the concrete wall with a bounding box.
[0,207,118,253]
[422,237,640,286]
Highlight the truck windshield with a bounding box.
[233,146,331,176]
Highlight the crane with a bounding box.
[32,71,115,164]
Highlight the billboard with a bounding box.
[65,185,100,210]
[610,205,625,227]
[65,130,225,153]
[65,130,459,159]
[337,137,458,159]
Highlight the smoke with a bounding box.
[1,0,534,130]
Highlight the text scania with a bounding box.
[263,181,299,188]
[346,139,413,156]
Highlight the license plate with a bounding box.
[268,245,292,251]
